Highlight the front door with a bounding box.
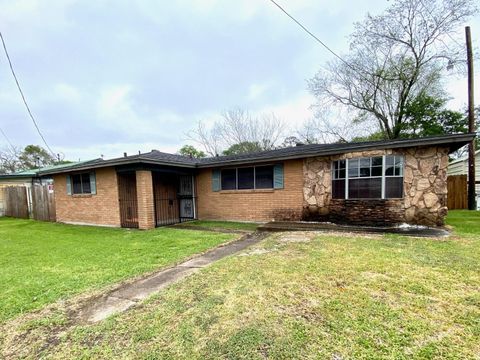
[153,173,195,226]
[178,175,195,221]
[117,172,139,228]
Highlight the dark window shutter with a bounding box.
[66,175,72,195]
[212,169,221,192]
[273,164,284,189]
[89,172,97,195]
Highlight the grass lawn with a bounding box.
[0,218,235,323]
[2,211,480,359]
[176,220,259,232]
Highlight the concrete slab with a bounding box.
[258,222,450,237]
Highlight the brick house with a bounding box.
[38,133,475,229]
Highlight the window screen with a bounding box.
[220,165,276,190]
[237,167,254,189]
[255,166,274,189]
[71,173,92,194]
[221,169,236,190]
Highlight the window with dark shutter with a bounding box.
[221,169,236,190]
[255,166,274,189]
[219,165,276,190]
[70,172,95,194]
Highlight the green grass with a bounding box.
[0,218,234,323]
[3,211,480,358]
[446,209,480,235]
[177,220,259,231]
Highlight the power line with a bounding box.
[0,31,55,156]
[0,126,16,151]
[267,0,355,71]
[266,0,398,105]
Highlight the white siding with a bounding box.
[447,150,480,179]
[448,151,480,209]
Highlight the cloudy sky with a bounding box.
[1,0,479,161]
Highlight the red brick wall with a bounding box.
[136,170,155,229]
[53,167,121,227]
[196,160,304,222]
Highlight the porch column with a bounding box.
[136,170,155,229]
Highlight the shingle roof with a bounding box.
[141,150,198,165]
[196,133,476,167]
[37,133,476,175]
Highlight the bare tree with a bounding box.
[187,108,286,155]
[217,108,286,150]
[296,107,378,144]
[308,0,476,139]
[0,146,22,173]
[186,121,222,157]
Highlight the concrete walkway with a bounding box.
[77,232,267,323]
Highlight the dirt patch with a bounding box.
[239,248,275,256]
[275,231,319,243]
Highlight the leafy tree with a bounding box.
[308,0,476,139]
[351,131,387,143]
[18,145,55,169]
[222,141,262,156]
[281,136,303,147]
[402,94,467,137]
[178,145,206,158]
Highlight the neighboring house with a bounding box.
[0,161,96,217]
[37,133,475,229]
[447,149,480,208]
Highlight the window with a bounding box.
[332,155,403,199]
[220,165,274,190]
[221,169,236,190]
[238,167,254,189]
[385,155,403,198]
[71,173,92,194]
[332,160,345,199]
[255,165,274,189]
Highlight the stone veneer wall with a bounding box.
[302,146,449,226]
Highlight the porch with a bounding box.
[116,168,196,229]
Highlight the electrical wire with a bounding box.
[0,126,16,151]
[267,0,398,104]
[0,31,56,156]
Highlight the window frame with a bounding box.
[331,155,404,200]
[71,172,93,195]
[220,165,274,191]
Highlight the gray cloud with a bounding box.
[1,0,478,160]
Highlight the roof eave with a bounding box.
[36,133,476,174]
[37,157,196,175]
[196,133,476,168]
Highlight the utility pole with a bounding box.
[466,26,476,210]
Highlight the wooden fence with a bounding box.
[447,175,467,210]
[3,184,56,221]
[32,185,56,221]
[4,186,29,219]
